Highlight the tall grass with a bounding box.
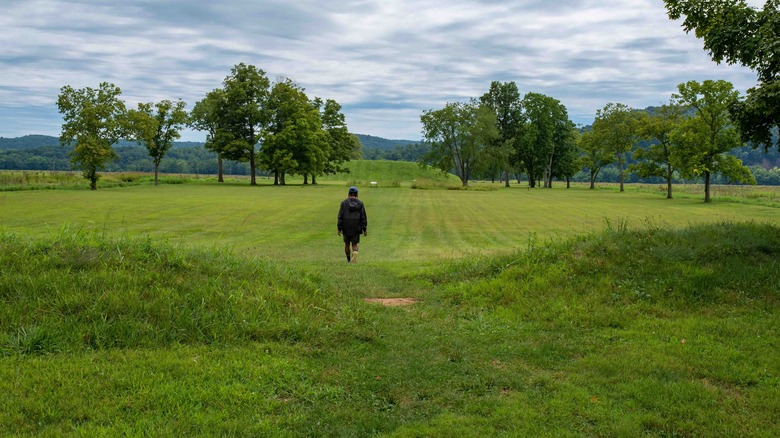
[1,222,778,435]
[0,230,370,355]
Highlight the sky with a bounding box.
[0,0,765,142]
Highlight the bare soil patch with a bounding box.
[363,298,418,307]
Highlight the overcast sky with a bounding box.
[0,0,764,141]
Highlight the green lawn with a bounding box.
[1,175,779,436]
[1,181,777,265]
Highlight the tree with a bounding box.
[630,104,686,199]
[219,63,271,186]
[480,81,523,187]
[543,105,576,188]
[56,82,127,190]
[261,79,327,185]
[577,130,615,189]
[664,0,780,149]
[127,99,188,186]
[672,79,755,202]
[515,92,573,188]
[592,103,640,192]
[190,89,227,182]
[318,98,360,183]
[420,100,498,187]
[548,123,580,188]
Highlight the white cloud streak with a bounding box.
[0,0,762,141]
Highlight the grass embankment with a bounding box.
[1,222,779,436]
[0,160,458,192]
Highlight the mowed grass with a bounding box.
[1,172,779,436]
[1,181,778,267]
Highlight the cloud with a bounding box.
[0,0,761,141]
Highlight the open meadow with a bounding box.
[1,166,779,436]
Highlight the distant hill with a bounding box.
[353,134,418,150]
[0,135,61,150]
[1,134,418,151]
[0,135,207,151]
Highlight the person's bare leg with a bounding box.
[351,242,359,263]
[344,243,351,262]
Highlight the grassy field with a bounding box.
[1,167,779,436]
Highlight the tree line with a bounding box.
[4,137,780,186]
[418,79,771,202]
[419,0,780,201]
[56,63,359,189]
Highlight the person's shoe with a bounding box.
[351,251,358,263]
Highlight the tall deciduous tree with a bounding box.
[262,79,326,185]
[665,0,780,149]
[420,100,498,187]
[577,130,615,189]
[190,89,227,182]
[592,103,640,192]
[219,63,270,186]
[127,99,188,186]
[672,79,755,203]
[516,92,572,188]
[630,104,686,199]
[547,123,579,188]
[57,82,127,190]
[318,98,360,183]
[543,104,576,188]
[480,81,523,187]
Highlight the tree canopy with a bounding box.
[665,0,780,148]
[420,100,499,187]
[218,63,271,186]
[630,103,686,198]
[127,99,188,186]
[672,79,755,202]
[56,82,127,190]
[591,103,641,192]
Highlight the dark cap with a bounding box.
[348,186,358,194]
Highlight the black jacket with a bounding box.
[337,197,367,236]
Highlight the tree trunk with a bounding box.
[504,169,510,188]
[312,175,317,185]
[566,177,571,189]
[249,153,257,186]
[281,172,286,185]
[704,171,711,203]
[154,162,159,186]
[274,171,279,185]
[217,155,224,183]
[303,174,309,185]
[666,163,673,199]
[618,153,625,192]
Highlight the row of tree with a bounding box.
[56,63,359,189]
[419,78,768,202]
[6,141,780,185]
[420,82,579,189]
[419,1,780,202]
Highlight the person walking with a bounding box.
[337,186,367,263]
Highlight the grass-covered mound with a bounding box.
[0,232,367,355]
[1,222,778,436]
[318,159,459,186]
